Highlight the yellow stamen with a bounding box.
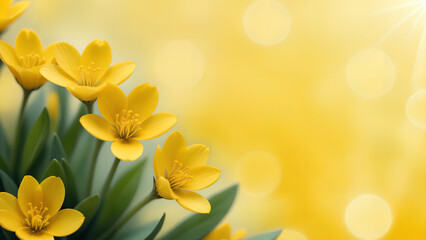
[166,160,193,188]
[25,202,51,232]
[76,62,101,86]
[18,52,46,69]
[115,110,142,139]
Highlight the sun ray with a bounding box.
[372,0,425,15]
[405,6,426,41]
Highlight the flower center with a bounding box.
[25,202,51,232]
[77,62,101,86]
[18,53,46,69]
[115,110,141,139]
[166,160,193,188]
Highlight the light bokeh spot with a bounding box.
[406,89,426,130]
[235,150,281,197]
[243,0,292,46]
[156,41,205,88]
[345,194,392,240]
[346,49,395,98]
[278,230,308,240]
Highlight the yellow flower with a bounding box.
[40,40,135,102]
[80,83,177,161]
[0,176,85,240]
[154,131,221,214]
[203,223,246,240]
[0,29,55,90]
[46,91,60,123]
[0,0,30,32]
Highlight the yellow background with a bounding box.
[2,0,426,239]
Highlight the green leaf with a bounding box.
[42,159,67,184]
[0,122,9,161]
[0,155,10,175]
[161,184,239,240]
[61,158,79,207]
[74,195,100,234]
[19,109,50,177]
[0,170,17,196]
[114,214,166,240]
[51,134,67,160]
[63,104,87,157]
[246,229,283,240]
[96,159,147,234]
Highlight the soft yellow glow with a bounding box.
[243,0,291,46]
[278,230,308,240]
[406,89,426,130]
[345,194,392,240]
[346,49,395,98]
[155,41,205,88]
[235,151,281,197]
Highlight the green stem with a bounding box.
[85,139,104,197]
[12,89,31,178]
[100,158,120,201]
[98,187,158,240]
[84,101,95,114]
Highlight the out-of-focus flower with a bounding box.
[80,83,177,161]
[40,40,135,102]
[203,223,246,240]
[0,176,84,240]
[154,131,220,214]
[0,28,55,90]
[46,91,60,128]
[0,0,30,32]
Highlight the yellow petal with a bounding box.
[181,166,220,191]
[43,43,56,63]
[0,0,12,10]
[55,42,80,80]
[40,64,77,87]
[40,176,65,216]
[80,114,117,141]
[97,83,127,123]
[174,189,211,214]
[0,41,18,66]
[16,227,54,240]
[127,83,159,122]
[44,209,84,237]
[97,61,136,86]
[66,85,105,102]
[156,176,175,199]
[162,131,186,168]
[18,176,43,215]
[0,209,25,232]
[111,139,143,161]
[81,40,111,79]
[184,144,210,167]
[232,229,247,240]
[203,223,232,240]
[19,67,46,90]
[0,192,24,217]
[136,113,177,140]
[15,29,42,58]
[153,145,166,178]
[2,1,30,31]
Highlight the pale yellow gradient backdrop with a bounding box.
[2,0,426,239]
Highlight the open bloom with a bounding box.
[0,0,30,32]
[154,131,221,214]
[80,83,177,161]
[40,40,135,102]
[0,29,55,90]
[203,223,246,240]
[0,176,85,240]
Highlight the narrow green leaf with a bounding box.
[114,214,166,240]
[20,109,50,177]
[96,159,147,234]
[63,104,87,157]
[61,158,79,207]
[0,155,9,175]
[51,134,67,160]
[161,184,239,240]
[42,159,67,185]
[74,195,99,234]
[246,229,283,240]
[0,170,17,196]
[0,122,9,161]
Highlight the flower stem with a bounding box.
[100,158,120,201]
[84,101,95,114]
[12,89,31,178]
[85,139,104,197]
[98,187,158,239]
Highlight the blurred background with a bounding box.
[2,0,426,239]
